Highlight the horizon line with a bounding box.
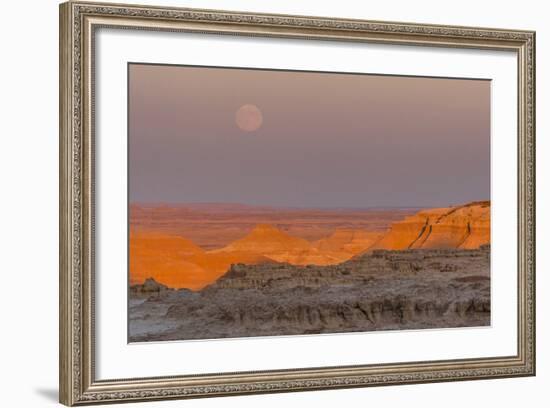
[128,199,491,211]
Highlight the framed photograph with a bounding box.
[59,1,536,405]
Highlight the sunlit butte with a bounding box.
[235,104,263,132]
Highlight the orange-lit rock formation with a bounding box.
[211,224,379,265]
[213,224,311,254]
[313,229,383,254]
[369,201,490,251]
[129,201,490,290]
[212,224,322,265]
[129,231,207,289]
[130,231,271,290]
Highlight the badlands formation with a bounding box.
[130,246,491,341]
[129,201,490,290]
[371,201,490,250]
[129,201,491,341]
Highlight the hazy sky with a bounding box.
[129,63,490,208]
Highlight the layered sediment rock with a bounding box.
[129,246,490,342]
[130,277,170,294]
[129,231,207,289]
[312,229,383,260]
[130,230,271,290]
[210,224,375,265]
[369,201,490,251]
[129,201,490,291]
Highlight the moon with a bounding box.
[235,104,263,132]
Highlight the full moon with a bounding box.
[235,104,263,132]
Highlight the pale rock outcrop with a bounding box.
[129,246,491,341]
[130,277,170,294]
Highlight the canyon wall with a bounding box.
[369,201,490,251]
[129,246,490,341]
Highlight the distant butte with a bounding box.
[368,201,490,252]
[129,201,490,290]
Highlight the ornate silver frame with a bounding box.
[59,1,536,405]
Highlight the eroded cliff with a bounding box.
[129,246,490,341]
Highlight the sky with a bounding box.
[128,63,490,208]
